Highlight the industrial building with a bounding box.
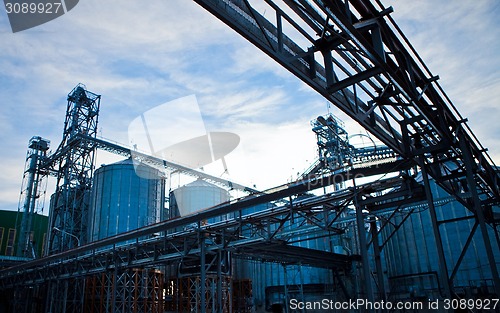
[0,210,48,261]
[0,0,499,312]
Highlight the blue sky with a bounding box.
[0,0,499,213]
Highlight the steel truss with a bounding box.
[193,0,500,295]
[0,161,419,292]
[46,84,101,254]
[1,157,496,309]
[76,133,258,193]
[232,279,252,313]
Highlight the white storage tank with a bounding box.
[169,179,230,222]
[168,179,231,276]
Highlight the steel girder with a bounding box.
[192,0,500,296]
[192,0,500,208]
[41,133,257,193]
[78,133,258,193]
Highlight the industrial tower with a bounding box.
[16,136,50,258]
[46,84,100,254]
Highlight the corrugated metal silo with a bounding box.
[168,180,231,275]
[169,179,230,222]
[88,158,165,242]
[382,178,500,298]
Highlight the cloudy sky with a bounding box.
[0,0,498,213]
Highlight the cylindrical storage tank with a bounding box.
[169,179,230,222]
[88,158,165,242]
[381,178,500,299]
[169,180,231,276]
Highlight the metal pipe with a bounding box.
[53,227,80,247]
[370,218,386,303]
[217,249,222,313]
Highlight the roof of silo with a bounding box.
[96,158,164,179]
[184,179,219,188]
[110,158,134,166]
[102,158,154,169]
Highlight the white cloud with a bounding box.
[384,0,500,161]
[213,119,319,190]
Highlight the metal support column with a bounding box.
[111,267,117,313]
[298,264,305,313]
[283,265,289,313]
[420,159,452,298]
[217,249,222,313]
[16,136,49,257]
[369,218,386,303]
[353,185,374,306]
[494,223,500,252]
[458,133,500,295]
[200,233,206,313]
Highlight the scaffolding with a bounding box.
[166,275,232,313]
[84,268,164,313]
[232,279,252,313]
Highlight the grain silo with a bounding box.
[169,179,230,222]
[165,180,232,312]
[381,178,500,299]
[88,158,165,242]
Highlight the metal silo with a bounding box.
[169,179,230,222]
[166,180,232,311]
[166,179,232,281]
[88,158,165,242]
[381,178,500,299]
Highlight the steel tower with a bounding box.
[46,84,100,254]
[16,136,50,258]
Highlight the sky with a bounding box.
[0,0,498,213]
